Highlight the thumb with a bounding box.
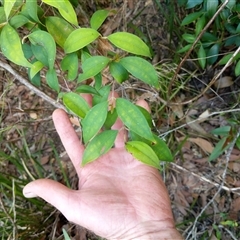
[23,179,79,222]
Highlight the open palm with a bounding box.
[23,99,181,239]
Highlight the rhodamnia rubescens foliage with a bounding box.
[0,0,173,168]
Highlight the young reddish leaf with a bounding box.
[28,30,56,69]
[116,98,155,142]
[90,9,109,30]
[119,57,159,89]
[46,69,60,92]
[61,52,78,81]
[198,45,206,69]
[107,32,151,57]
[82,101,108,143]
[63,92,90,118]
[82,130,118,166]
[42,0,78,25]
[46,16,74,48]
[109,61,129,83]
[0,24,32,68]
[126,141,160,169]
[78,56,110,82]
[64,28,100,53]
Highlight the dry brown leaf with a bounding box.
[228,162,240,172]
[186,116,207,134]
[188,137,214,153]
[214,76,233,88]
[170,97,184,118]
[70,116,80,126]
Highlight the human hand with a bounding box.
[23,94,182,239]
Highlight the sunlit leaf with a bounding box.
[90,9,109,30]
[108,32,151,57]
[116,98,154,142]
[61,52,78,80]
[4,0,16,20]
[119,57,159,89]
[63,92,90,118]
[28,30,56,69]
[82,101,108,143]
[0,24,32,68]
[126,141,160,169]
[46,68,59,92]
[30,61,44,79]
[82,130,117,166]
[42,0,78,25]
[46,16,74,48]
[78,56,110,82]
[64,28,100,53]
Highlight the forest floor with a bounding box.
[1,0,240,239]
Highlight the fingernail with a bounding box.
[23,188,38,198]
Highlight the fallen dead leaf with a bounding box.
[188,137,214,153]
[186,116,207,134]
[214,76,233,89]
[228,162,240,172]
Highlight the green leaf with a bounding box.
[82,101,108,143]
[9,15,30,29]
[182,33,196,43]
[177,44,192,53]
[196,15,206,35]
[63,92,90,118]
[46,69,60,92]
[219,53,233,65]
[206,0,219,17]
[198,45,206,69]
[82,130,118,166]
[90,9,109,30]
[78,56,110,82]
[126,141,160,169]
[61,52,78,81]
[186,0,203,9]
[211,126,231,136]
[42,0,78,25]
[64,28,100,53]
[103,109,118,129]
[28,30,56,69]
[137,105,153,128]
[75,85,100,95]
[109,61,129,83]
[181,11,203,26]
[26,0,41,23]
[29,71,41,87]
[207,43,220,65]
[116,98,154,142]
[31,43,48,66]
[46,16,74,48]
[92,85,111,105]
[209,137,229,161]
[108,32,151,57]
[30,61,44,79]
[0,24,32,68]
[4,0,17,20]
[62,228,71,240]
[235,59,240,76]
[0,7,6,24]
[119,57,159,89]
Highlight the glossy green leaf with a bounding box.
[82,101,108,143]
[109,61,129,83]
[26,0,41,23]
[9,15,29,29]
[126,141,160,169]
[75,85,100,95]
[90,9,109,30]
[116,98,154,142]
[4,0,16,20]
[196,15,206,35]
[30,61,44,79]
[61,52,78,81]
[207,43,220,65]
[63,92,90,118]
[181,11,203,25]
[0,24,32,68]
[104,109,118,129]
[28,30,56,69]
[82,130,117,166]
[64,28,100,53]
[119,57,159,89]
[182,33,196,43]
[198,45,206,69]
[108,32,151,57]
[46,16,74,48]
[31,44,48,66]
[46,69,59,92]
[42,0,78,25]
[78,56,110,82]
[235,59,240,76]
